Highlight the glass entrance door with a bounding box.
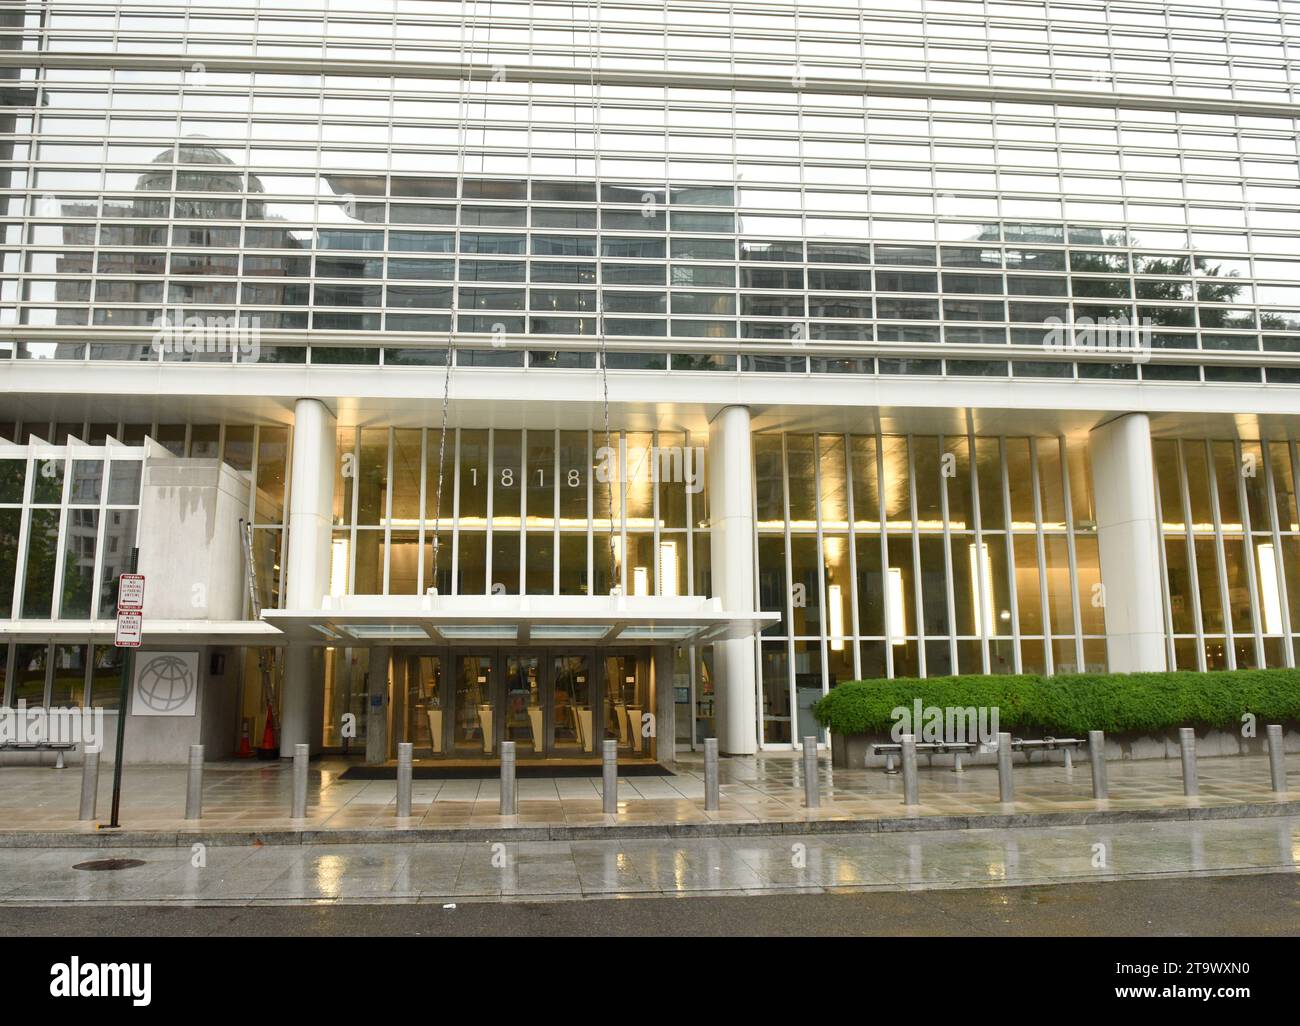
[502,652,543,757]
[551,652,594,755]
[452,653,495,755]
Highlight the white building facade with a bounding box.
[2,0,1300,762]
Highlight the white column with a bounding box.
[366,646,391,764]
[708,405,758,755]
[280,398,337,757]
[1089,413,1168,672]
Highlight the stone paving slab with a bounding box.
[0,749,1294,847]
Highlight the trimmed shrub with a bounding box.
[811,670,1300,737]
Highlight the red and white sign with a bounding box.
[114,609,142,648]
[117,573,145,611]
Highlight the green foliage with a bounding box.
[812,670,1300,736]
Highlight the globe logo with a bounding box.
[136,654,196,713]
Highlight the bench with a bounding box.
[872,740,979,773]
[871,736,1086,773]
[0,741,75,768]
[1010,736,1085,770]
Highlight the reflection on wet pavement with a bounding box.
[0,815,1294,906]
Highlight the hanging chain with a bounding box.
[432,0,482,595]
[585,0,620,595]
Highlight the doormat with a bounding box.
[340,763,674,780]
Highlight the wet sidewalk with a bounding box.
[1,749,1297,846]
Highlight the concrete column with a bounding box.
[1089,413,1168,672]
[280,398,337,757]
[708,405,758,755]
[653,645,675,764]
[366,646,391,765]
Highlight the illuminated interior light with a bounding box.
[969,541,995,636]
[887,567,906,645]
[828,583,845,651]
[633,565,649,596]
[658,540,678,597]
[329,538,349,598]
[1258,542,1283,634]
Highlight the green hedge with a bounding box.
[811,670,1300,737]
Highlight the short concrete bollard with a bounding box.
[396,742,413,819]
[802,736,819,808]
[703,737,719,811]
[291,743,309,819]
[1179,726,1198,797]
[1266,723,1287,793]
[900,734,919,806]
[185,744,204,821]
[78,749,100,821]
[602,739,618,814]
[1088,730,1108,800]
[996,731,1014,803]
[499,740,517,815]
[952,750,964,774]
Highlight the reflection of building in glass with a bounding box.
[4,3,1300,763]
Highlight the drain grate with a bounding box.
[72,858,146,872]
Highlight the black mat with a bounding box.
[339,763,674,780]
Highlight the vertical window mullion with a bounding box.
[1259,435,1295,665]
[1057,436,1085,672]
[907,435,925,678]
[1176,439,1207,671]
[1232,437,1265,668]
[812,433,829,738]
[449,427,461,597]
[878,431,892,679]
[843,432,861,681]
[1149,437,1178,670]
[382,426,394,595]
[1203,439,1235,670]
[997,436,1022,673]
[937,432,958,675]
[485,427,495,592]
[1028,437,1053,676]
[781,432,797,747]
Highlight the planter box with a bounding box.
[831,723,1300,770]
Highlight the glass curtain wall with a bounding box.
[1153,435,1300,671]
[330,425,706,597]
[755,430,1104,747]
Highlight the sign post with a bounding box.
[108,551,141,828]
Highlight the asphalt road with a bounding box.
[3,871,1296,936]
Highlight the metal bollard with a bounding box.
[900,734,919,806]
[602,739,618,814]
[291,743,309,819]
[78,749,100,821]
[703,737,719,811]
[184,744,204,821]
[396,742,413,819]
[499,740,517,815]
[1179,727,1198,797]
[1063,747,1073,773]
[1266,723,1287,793]
[802,736,819,808]
[1088,730,1108,800]
[996,732,1014,803]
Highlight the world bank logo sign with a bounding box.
[133,652,199,717]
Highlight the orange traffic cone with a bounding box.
[260,705,276,750]
[236,719,253,759]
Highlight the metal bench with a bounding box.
[0,741,75,768]
[872,740,979,773]
[1010,736,1085,770]
[872,736,1085,773]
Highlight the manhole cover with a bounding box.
[72,858,146,872]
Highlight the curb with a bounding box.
[1,798,1296,849]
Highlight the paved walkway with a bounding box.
[1,815,1295,905]
[1,750,1296,842]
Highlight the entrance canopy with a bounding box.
[262,594,777,647]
